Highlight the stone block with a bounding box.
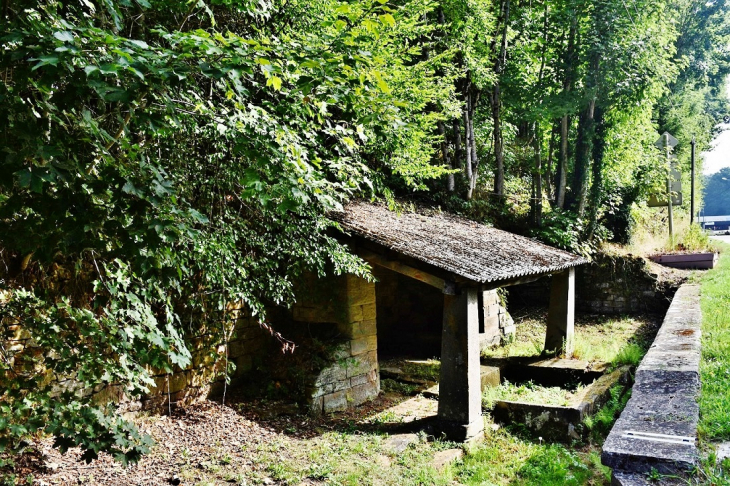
[150,371,189,396]
[482,290,499,306]
[346,382,378,406]
[350,335,377,356]
[358,319,377,337]
[480,366,500,389]
[323,390,348,413]
[309,395,324,415]
[347,288,375,307]
[432,449,463,470]
[384,433,419,453]
[332,379,352,393]
[483,303,499,318]
[315,364,348,386]
[348,305,364,323]
[191,349,217,369]
[361,303,377,320]
[347,352,376,378]
[350,369,378,387]
[483,314,500,332]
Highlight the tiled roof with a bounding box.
[333,201,587,284]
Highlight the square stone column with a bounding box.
[545,268,575,356]
[437,287,484,442]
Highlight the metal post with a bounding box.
[666,133,673,243]
[691,137,696,225]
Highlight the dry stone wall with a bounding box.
[509,253,679,315]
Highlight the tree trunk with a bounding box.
[533,123,543,227]
[572,99,595,217]
[454,118,463,172]
[468,90,480,199]
[491,0,510,198]
[439,121,455,192]
[555,16,577,209]
[463,92,473,197]
[546,122,556,202]
[586,107,606,238]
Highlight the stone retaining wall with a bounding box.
[509,253,677,315]
[601,284,701,482]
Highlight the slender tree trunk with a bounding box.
[572,99,595,217]
[468,90,481,198]
[491,86,504,197]
[463,92,473,196]
[555,16,577,209]
[556,114,569,208]
[492,0,510,197]
[454,118,463,172]
[546,123,556,202]
[586,107,606,238]
[533,123,543,227]
[438,121,454,193]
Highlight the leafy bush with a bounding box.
[0,0,453,463]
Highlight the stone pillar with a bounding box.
[545,268,575,356]
[297,274,380,414]
[438,287,484,442]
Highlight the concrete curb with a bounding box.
[601,284,701,483]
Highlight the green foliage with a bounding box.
[699,247,730,441]
[582,386,631,444]
[0,0,454,462]
[675,223,713,252]
[530,210,601,257]
[611,343,644,368]
[482,380,582,409]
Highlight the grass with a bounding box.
[482,311,659,367]
[699,243,730,442]
[482,380,584,408]
[225,416,613,486]
[696,241,730,485]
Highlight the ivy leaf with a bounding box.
[53,31,74,43]
[267,76,283,91]
[379,14,396,28]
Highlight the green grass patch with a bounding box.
[482,312,659,365]
[699,244,730,441]
[482,380,584,408]
[456,428,610,485]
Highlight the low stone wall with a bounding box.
[2,262,382,417]
[601,284,701,481]
[509,253,679,315]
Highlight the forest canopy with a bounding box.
[1,0,729,462]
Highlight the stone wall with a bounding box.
[97,313,271,413]
[291,273,380,414]
[3,303,272,413]
[509,253,679,315]
[2,271,379,416]
[480,289,515,349]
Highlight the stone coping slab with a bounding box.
[602,284,701,476]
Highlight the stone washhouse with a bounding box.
[290,201,587,442]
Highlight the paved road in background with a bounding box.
[710,234,730,244]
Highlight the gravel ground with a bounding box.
[8,392,411,486]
